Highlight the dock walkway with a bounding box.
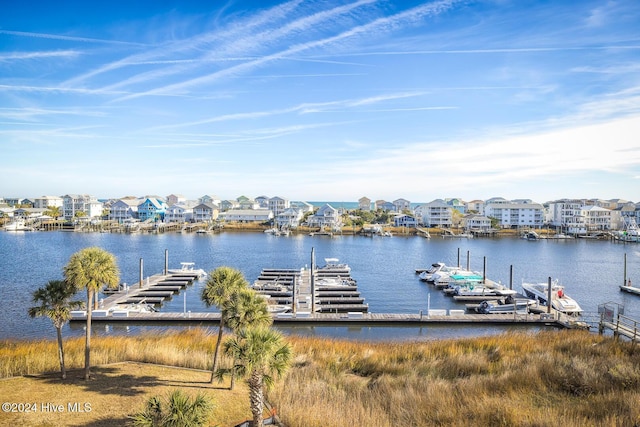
[71,309,568,326]
[71,271,202,319]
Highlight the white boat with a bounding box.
[475,297,537,314]
[168,262,207,278]
[267,304,291,314]
[113,302,157,313]
[315,277,356,288]
[521,231,541,240]
[521,279,582,315]
[418,262,446,282]
[265,227,289,236]
[431,267,481,287]
[4,220,32,231]
[615,218,640,243]
[320,258,351,272]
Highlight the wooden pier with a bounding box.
[598,302,640,342]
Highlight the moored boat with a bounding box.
[474,296,537,314]
[167,262,207,278]
[3,220,33,231]
[521,279,582,315]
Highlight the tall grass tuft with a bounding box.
[0,328,227,378]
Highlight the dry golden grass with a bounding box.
[2,328,640,426]
[0,362,250,427]
[270,330,640,427]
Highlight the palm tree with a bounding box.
[129,389,213,427]
[63,247,120,380]
[223,326,292,427]
[28,280,83,379]
[200,266,247,383]
[222,289,272,390]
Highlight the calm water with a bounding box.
[1,230,639,341]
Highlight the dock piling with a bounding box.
[139,258,144,288]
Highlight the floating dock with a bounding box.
[250,256,368,314]
[70,269,203,319]
[68,253,589,330]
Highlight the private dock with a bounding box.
[250,254,368,314]
[70,268,203,319]
[68,251,589,330]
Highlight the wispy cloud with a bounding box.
[0,29,146,46]
[0,50,82,61]
[0,107,106,121]
[148,91,431,131]
[61,0,306,89]
[111,0,460,101]
[0,84,129,96]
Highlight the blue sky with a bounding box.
[1,0,640,204]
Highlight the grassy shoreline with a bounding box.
[2,329,640,426]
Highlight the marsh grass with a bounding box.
[271,331,640,427]
[2,329,640,426]
[0,329,219,378]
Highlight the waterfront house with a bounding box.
[12,207,47,220]
[219,209,272,223]
[109,197,140,223]
[268,196,290,218]
[580,205,612,232]
[463,214,492,232]
[33,196,63,209]
[307,204,342,230]
[164,203,194,223]
[484,200,544,229]
[393,198,411,213]
[414,199,452,228]
[358,197,372,211]
[547,199,586,229]
[393,214,417,228]
[546,198,618,232]
[137,197,167,222]
[62,194,103,221]
[192,202,219,222]
[276,207,303,229]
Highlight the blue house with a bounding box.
[137,197,167,222]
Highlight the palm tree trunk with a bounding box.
[249,370,264,427]
[84,290,93,380]
[56,326,66,379]
[210,318,225,383]
[230,357,237,390]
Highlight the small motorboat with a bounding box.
[474,297,536,314]
[168,262,207,278]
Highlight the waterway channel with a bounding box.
[1,230,639,341]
